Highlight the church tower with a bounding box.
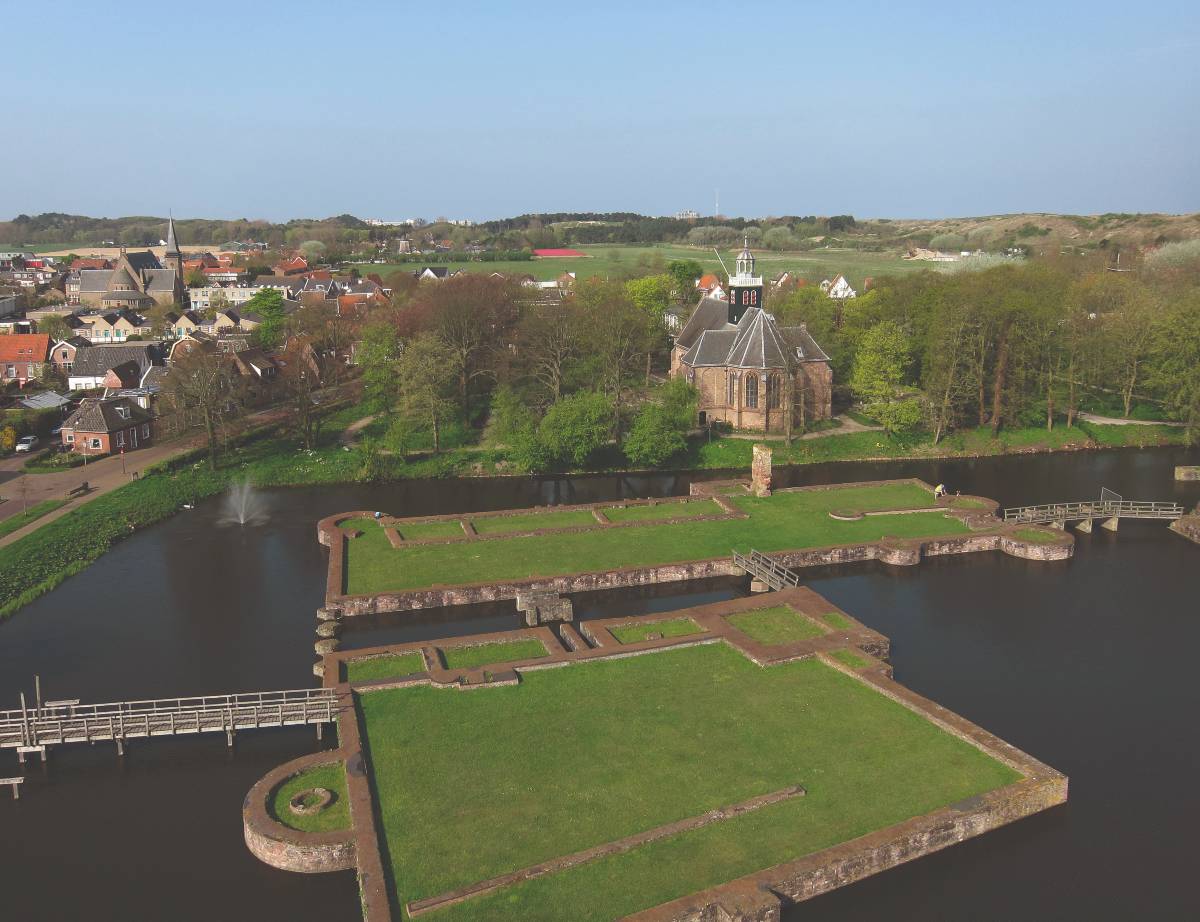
[163,216,186,303]
[727,236,763,324]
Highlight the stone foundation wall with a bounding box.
[1170,513,1200,545]
[243,753,356,875]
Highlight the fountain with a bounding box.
[221,481,268,526]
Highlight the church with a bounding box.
[68,218,186,310]
[670,240,832,431]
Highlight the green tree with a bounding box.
[37,313,71,343]
[666,259,703,296]
[623,379,697,467]
[625,274,674,325]
[357,322,400,414]
[537,390,613,467]
[395,332,457,453]
[243,288,287,350]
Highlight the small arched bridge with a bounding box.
[1003,488,1184,532]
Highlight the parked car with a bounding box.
[14,435,40,453]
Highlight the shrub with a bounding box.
[537,391,613,467]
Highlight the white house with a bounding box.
[820,274,857,300]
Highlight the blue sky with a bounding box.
[4,0,1198,221]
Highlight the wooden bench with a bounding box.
[1,777,23,799]
[68,482,89,498]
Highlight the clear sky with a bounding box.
[5,0,1198,222]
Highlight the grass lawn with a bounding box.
[948,496,989,510]
[0,499,68,539]
[359,644,1019,921]
[1013,528,1062,544]
[727,605,825,644]
[396,520,467,541]
[269,763,350,834]
[831,649,869,669]
[471,509,598,535]
[609,617,704,644]
[346,652,427,683]
[338,516,379,532]
[603,499,722,523]
[820,611,854,631]
[344,482,965,594]
[353,244,922,290]
[441,638,548,670]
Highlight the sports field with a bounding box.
[358,643,1019,921]
[353,244,925,289]
[341,482,970,595]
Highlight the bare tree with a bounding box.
[165,348,243,468]
[519,300,584,402]
[395,332,457,453]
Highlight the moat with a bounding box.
[1,447,1198,920]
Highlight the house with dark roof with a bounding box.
[0,333,51,386]
[671,244,831,431]
[67,342,164,391]
[61,395,154,455]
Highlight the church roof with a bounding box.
[675,296,734,350]
[125,251,162,273]
[78,270,112,292]
[679,308,830,370]
[145,269,177,292]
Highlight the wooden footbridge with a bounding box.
[0,682,340,764]
[732,549,801,591]
[1002,488,1184,532]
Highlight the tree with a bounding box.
[299,240,327,261]
[37,313,71,343]
[625,274,673,325]
[623,379,697,467]
[537,390,613,467]
[356,322,400,413]
[243,288,287,350]
[851,321,919,435]
[666,259,703,296]
[1149,289,1200,438]
[394,332,457,453]
[518,300,585,402]
[577,280,658,435]
[278,338,325,449]
[165,348,243,468]
[185,269,206,288]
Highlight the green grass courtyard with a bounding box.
[358,643,1019,921]
[342,482,973,595]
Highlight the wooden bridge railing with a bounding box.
[1002,500,1183,524]
[732,549,801,591]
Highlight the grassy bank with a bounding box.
[360,644,1018,921]
[0,499,68,539]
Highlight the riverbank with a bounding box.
[0,406,1189,620]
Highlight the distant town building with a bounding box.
[820,274,856,300]
[68,219,185,308]
[675,209,699,220]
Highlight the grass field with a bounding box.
[353,244,925,289]
[343,482,966,595]
[609,617,704,644]
[346,652,427,684]
[359,644,1019,921]
[603,499,722,523]
[441,638,548,670]
[268,763,350,834]
[727,605,826,644]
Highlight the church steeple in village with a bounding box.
[163,215,185,304]
[727,236,763,324]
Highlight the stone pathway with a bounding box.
[1076,411,1186,427]
[716,413,884,442]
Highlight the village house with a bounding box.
[50,336,93,372]
[0,333,51,387]
[273,255,309,276]
[61,395,154,455]
[76,309,153,342]
[820,274,857,300]
[671,241,832,431]
[67,342,164,391]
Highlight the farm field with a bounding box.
[341,481,970,594]
[352,244,927,289]
[358,643,1019,921]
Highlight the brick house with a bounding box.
[670,244,832,432]
[0,333,51,386]
[61,395,154,455]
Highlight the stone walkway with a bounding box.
[1076,411,1186,427]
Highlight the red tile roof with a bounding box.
[0,333,51,363]
[70,258,111,271]
[697,273,720,289]
[532,248,587,258]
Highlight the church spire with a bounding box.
[735,236,755,278]
[164,215,181,258]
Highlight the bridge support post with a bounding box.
[749,578,770,593]
[1050,519,1065,530]
[115,738,124,757]
[226,727,234,747]
[1101,516,1119,532]
[1075,518,1093,534]
[316,722,323,741]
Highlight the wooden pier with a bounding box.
[0,687,340,760]
[732,549,802,591]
